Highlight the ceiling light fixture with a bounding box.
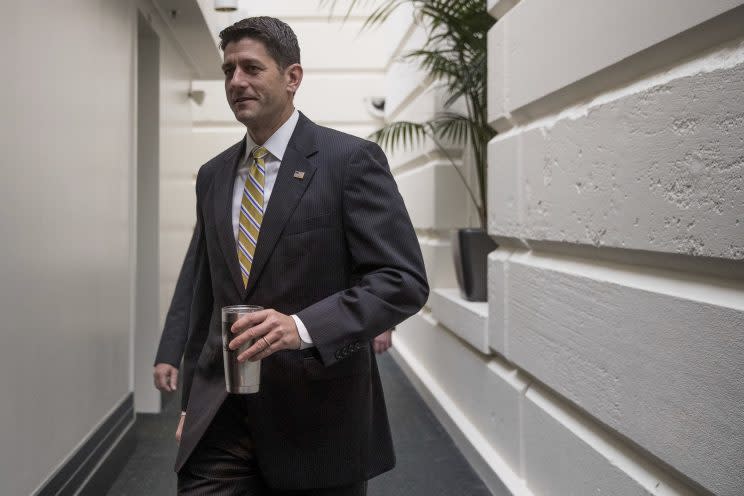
[214,0,238,12]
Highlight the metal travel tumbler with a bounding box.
[221,305,263,394]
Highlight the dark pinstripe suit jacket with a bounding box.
[154,229,197,368]
[175,112,429,490]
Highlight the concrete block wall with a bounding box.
[390,1,744,495]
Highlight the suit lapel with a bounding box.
[244,114,318,299]
[213,140,247,297]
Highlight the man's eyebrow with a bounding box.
[221,62,234,71]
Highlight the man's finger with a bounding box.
[247,335,275,362]
[169,369,178,391]
[228,309,276,351]
[229,319,272,351]
[176,415,185,444]
[231,309,268,333]
[238,331,275,362]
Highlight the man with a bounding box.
[152,233,395,394]
[176,16,428,495]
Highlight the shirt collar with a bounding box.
[242,109,300,166]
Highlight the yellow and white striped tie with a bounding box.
[237,146,268,288]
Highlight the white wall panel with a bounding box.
[487,131,520,237]
[385,25,431,119]
[488,0,520,19]
[296,74,385,123]
[190,80,232,123]
[396,161,471,230]
[487,249,513,355]
[396,314,528,483]
[486,21,509,131]
[489,48,744,259]
[293,20,397,71]
[505,253,744,495]
[157,20,199,336]
[524,385,695,496]
[235,0,382,18]
[0,1,135,493]
[430,289,489,354]
[419,238,457,290]
[190,128,245,157]
[488,0,744,125]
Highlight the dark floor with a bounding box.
[106,354,493,496]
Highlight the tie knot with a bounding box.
[251,146,269,160]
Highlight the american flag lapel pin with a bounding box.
[293,170,305,180]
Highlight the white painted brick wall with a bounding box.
[385,24,431,119]
[418,237,457,290]
[506,252,744,494]
[396,161,471,229]
[523,385,696,496]
[430,288,489,353]
[396,313,528,491]
[487,249,513,356]
[387,1,744,495]
[487,0,744,129]
[488,0,520,20]
[489,46,744,259]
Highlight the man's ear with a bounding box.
[285,63,303,95]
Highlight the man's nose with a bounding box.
[228,68,248,89]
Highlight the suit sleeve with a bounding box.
[179,172,214,411]
[296,141,429,365]
[153,227,198,368]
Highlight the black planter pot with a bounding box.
[452,228,498,302]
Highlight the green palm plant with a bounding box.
[324,0,496,228]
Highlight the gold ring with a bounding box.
[262,336,271,350]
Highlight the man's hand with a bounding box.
[176,414,185,443]
[229,309,301,362]
[373,330,393,354]
[153,363,179,392]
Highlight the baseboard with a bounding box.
[389,343,530,496]
[34,394,136,496]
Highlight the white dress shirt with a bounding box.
[231,109,313,346]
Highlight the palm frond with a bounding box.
[368,121,429,153]
[430,113,473,145]
[404,49,461,82]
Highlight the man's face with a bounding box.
[222,37,294,129]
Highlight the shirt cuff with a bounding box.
[291,314,313,349]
